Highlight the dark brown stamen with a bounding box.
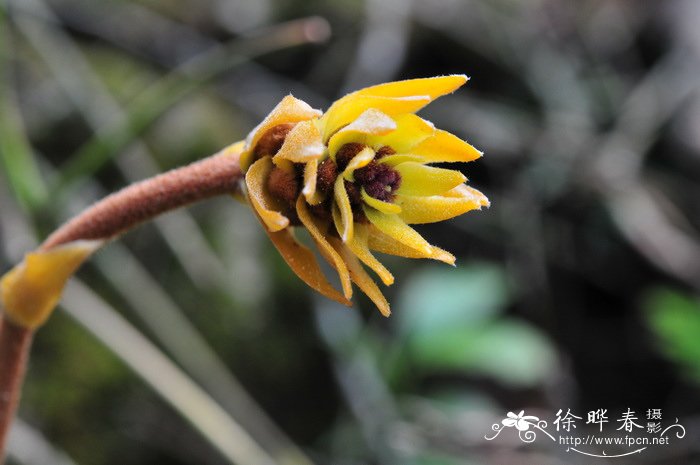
[375,145,396,158]
[317,158,338,193]
[267,166,299,208]
[253,123,295,159]
[354,161,401,202]
[335,142,365,171]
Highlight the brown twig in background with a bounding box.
[0,319,32,463]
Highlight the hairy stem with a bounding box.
[42,146,242,250]
[0,318,32,463]
[0,145,243,461]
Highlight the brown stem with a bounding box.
[0,318,33,462]
[42,147,242,250]
[0,146,242,462]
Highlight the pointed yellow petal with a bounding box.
[321,75,467,139]
[321,95,431,141]
[355,75,468,100]
[342,147,375,181]
[338,222,394,286]
[361,188,401,214]
[327,109,396,156]
[273,120,325,164]
[366,114,435,153]
[366,226,456,265]
[296,197,353,299]
[1,240,103,328]
[333,176,354,242]
[244,157,290,232]
[395,162,466,196]
[328,237,391,317]
[410,129,483,163]
[257,213,350,306]
[397,184,489,224]
[302,159,324,205]
[241,95,322,170]
[245,156,291,227]
[363,206,432,255]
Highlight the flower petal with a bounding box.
[296,197,353,299]
[328,237,391,316]
[321,95,431,141]
[245,157,290,232]
[342,147,375,181]
[334,176,354,242]
[366,226,455,265]
[361,188,401,214]
[333,213,394,286]
[366,114,435,153]
[363,207,432,255]
[273,120,325,164]
[328,109,396,157]
[256,212,350,306]
[410,129,483,163]
[1,240,103,328]
[302,159,324,205]
[355,75,468,101]
[377,154,426,166]
[395,162,466,196]
[241,95,322,170]
[397,184,489,224]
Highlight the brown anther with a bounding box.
[375,145,396,158]
[267,166,299,207]
[317,158,338,193]
[344,180,362,206]
[253,123,295,159]
[354,161,401,202]
[309,199,332,221]
[335,142,365,171]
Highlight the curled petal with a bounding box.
[410,129,483,163]
[395,162,466,196]
[361,189,401,214]
[302,159,324,205]
[333,176,354,242]
[256,211,350,306]
[328,109,396,157]
[273,120,325,164]
[366,226,456,265]
[333,212,394,286]
[296,197,353,299]
[397,185,489,224]
[245,157,289,232]
[321,95,431,141]
[241,95,321,170]
[502,418,518,427]
[342,147,375,181]
[367,114,435,153]
[328,237,391,317]
[1,240,103,328]
[363,207,432,255]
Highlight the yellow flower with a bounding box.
[241,75,489,316]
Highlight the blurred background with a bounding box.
[2,0,700,464]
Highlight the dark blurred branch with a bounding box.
[0,319,32,464]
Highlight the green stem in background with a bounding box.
[0,1,48,211]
